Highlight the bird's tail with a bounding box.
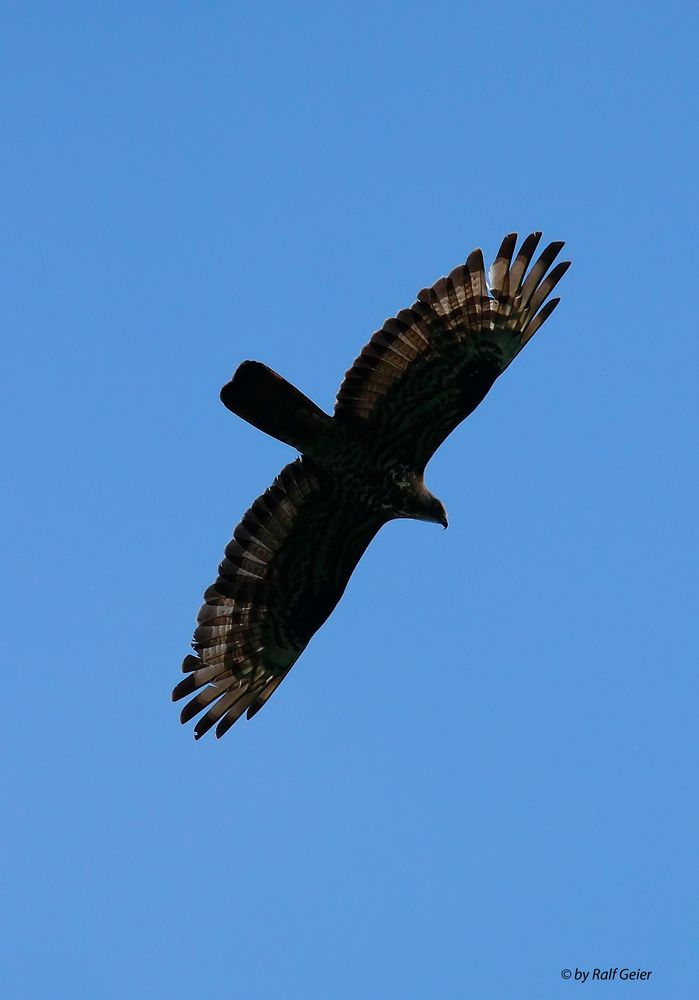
[220,360,333,453]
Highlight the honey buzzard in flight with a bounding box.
[173,232,570,738]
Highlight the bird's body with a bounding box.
[174,232,570,738]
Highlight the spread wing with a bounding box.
[334,232,570,470]
[173,458,385,739]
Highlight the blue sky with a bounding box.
[3,2,697,997]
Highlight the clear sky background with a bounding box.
[2,2,697,998]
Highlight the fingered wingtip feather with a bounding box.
[521,296,561,344]
[172,681,186,703]
[518,241,567,310]
[489,233,518,295]
[519,232,543,255]
[182,654,199,673]
[466,248,486,281]
[496,232,518,251]
[180,701,202,725]
[525,260,570,320]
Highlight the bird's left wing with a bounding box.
[334,232,570,471]
[173,458,386,739]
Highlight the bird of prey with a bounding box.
[173,232,570,739]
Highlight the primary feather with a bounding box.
[174,233,570,738]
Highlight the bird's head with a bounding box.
[420,490,449,529]
[394,472,448,528]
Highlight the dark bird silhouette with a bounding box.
[173,232,570,738]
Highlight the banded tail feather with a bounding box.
[220,361,333,454]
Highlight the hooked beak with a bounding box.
[429,504,448,529]
[418,485,448,529]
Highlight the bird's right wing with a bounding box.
[173,458,385,739]
[334,233,570,471]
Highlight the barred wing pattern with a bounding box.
[173,458,386,739]
[335,233,570,470]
